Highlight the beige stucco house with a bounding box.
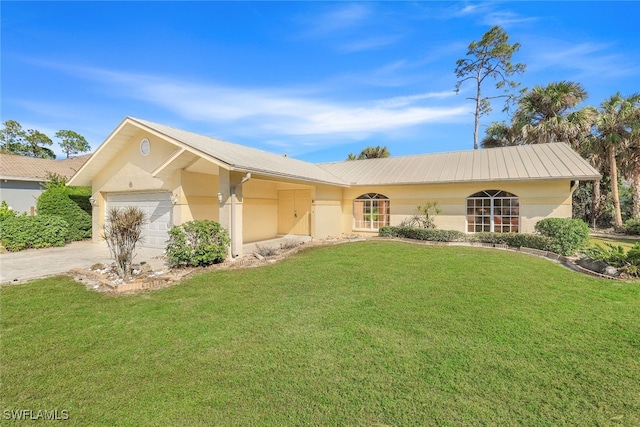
[68,117,601,255]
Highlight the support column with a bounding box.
[231,184,244,257]
[218,169,232,257]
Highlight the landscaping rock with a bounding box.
[576,258,614,275]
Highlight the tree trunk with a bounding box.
[609,146,623,228]
[633,169,640,219]
[591,179,602,228]
[473,78,481,150]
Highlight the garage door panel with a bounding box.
[106,192,172,248]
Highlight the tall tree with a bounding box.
[455,25,525,150]
[624,128,640,218]
[346,145,390,160]
[480,121,519,148]
[0,120,55,158]
[593,93,640,228]
[514,81,595,147]
[55,129,90,158]
[25,129,55,159]
[0,120,28,154]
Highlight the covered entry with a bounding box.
[105,192,172,248]
[278,189,311,235]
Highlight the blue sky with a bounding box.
[2,1,639,162]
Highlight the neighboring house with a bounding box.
[0,153,92,214]
[68,117,601,255]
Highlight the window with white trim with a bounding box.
[467,190,519,233]
[353,193,390,230]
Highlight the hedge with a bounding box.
[470,232,552,251]
[0,215,69,251]
[378,226,466,242]
[37,186,91,241]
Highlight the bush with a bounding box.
[379,226,465,242]
[166,220,230,268]
[471,232,552,251]
[582,242,640,278]
[102,207,146,280]
[623,218,640,235]
[534,218,590,256]
[0,201,18,222]
[37,186,91,241]
[0,215,69,251]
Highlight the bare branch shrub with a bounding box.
[102,206,146,280]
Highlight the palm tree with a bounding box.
[346,146,390,160]
[480,121,519,148]
[593,93,640,228]
[618,118,640,218]
[514,81,595,147]
[481,81,595,150]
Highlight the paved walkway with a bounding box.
[0,241,166,285]
[0,235,312,285]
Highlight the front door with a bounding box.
[278,189,311,235]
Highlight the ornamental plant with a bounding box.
[102,206,146,280]
[534,218,590,256]
[166,220,230,268]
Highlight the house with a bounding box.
[0,153,92,214]
[68,117,601,255]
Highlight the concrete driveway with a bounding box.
[0,241,166,285]
[0,234,313,285]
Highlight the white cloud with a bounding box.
[297,3,372,38]
[339,35,403,53]
[527,40,637,79]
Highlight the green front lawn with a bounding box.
[589,235,640,251]
[1,241,639,425]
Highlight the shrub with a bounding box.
[379,226,465,242]
[102,207,146,280]
[0,201,18,222]
[582,242,640,278]
[534,218,590,256]
[0,215,69,251]
[166,220,230,268]
[37,186,91,241]
[400,201,441,229]
[623,218,640,235]
[471,232,552,251]
[254,243,279,257]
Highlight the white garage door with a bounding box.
[106,192,172,248]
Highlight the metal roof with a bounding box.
[318,142,601,185]
[68,117,600,188]
[131,118,348,185]
[69,117,346,187]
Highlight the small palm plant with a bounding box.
[102,206,146,280]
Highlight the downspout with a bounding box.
[230,172,252,258]
[570,180,579,194]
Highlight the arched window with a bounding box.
[353,193,390,230]
[467,190,519,233]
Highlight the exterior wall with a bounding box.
[339,180,574,235]
[177,170,219,223]
[312,184,343,239]
[91,130,180,241]
[0,180,43,214]
[242,179,279,243]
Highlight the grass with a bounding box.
[1,241,639,425]
[589,235,640,251]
